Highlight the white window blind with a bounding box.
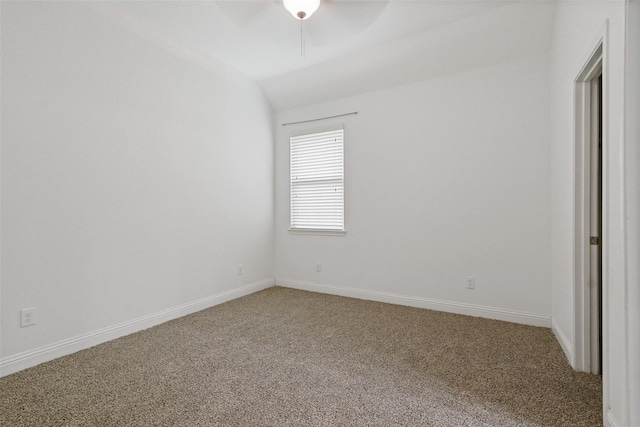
[290,128,344,231]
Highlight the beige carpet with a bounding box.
[0,287,601,426]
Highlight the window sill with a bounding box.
[288,228,346,236]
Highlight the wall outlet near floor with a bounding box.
[237,264,243,276]
[466,277,475,290]
[316,262,322,273]
[21,307,37,327]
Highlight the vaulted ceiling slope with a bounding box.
[262,2,556,111]
[103,1,556,112]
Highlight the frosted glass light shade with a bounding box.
[283,0,320,20]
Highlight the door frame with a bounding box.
[573,29,607,375]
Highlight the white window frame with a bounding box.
[289,126,345,235]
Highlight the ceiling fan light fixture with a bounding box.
[283,0,320,20]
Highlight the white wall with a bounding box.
[625,1,640,425]
[549,1,628,425]
[275,54,551,326]
[0,2,274,373]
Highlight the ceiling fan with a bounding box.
[215,0,389,55]
[282,0,321,20]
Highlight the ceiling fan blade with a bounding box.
[305,0,389,46]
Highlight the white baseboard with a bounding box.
[0,279,275,377]
[606,409,621,427]
[551,318,574,366]
[277,279,551,328]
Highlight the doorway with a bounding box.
[589,73,602,375]
[574,41,604,375]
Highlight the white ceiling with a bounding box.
[100,1,556,111]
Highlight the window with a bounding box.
[290,128,344,232]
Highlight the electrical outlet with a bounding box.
[316,263,322,272]
[466,277,475,290]
[237,264,243,276]
[21,307,37,327]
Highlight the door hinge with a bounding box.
[590,236,600,245]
